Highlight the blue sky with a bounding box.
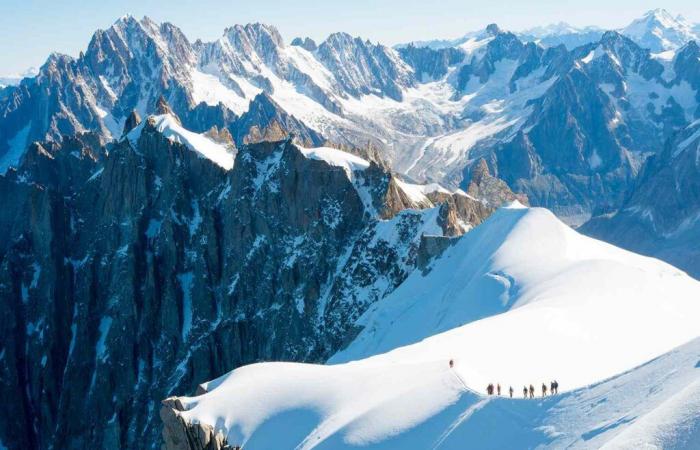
[1,0,698,75]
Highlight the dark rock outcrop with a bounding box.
[160,398,230,450]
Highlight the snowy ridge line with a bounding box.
[167,206,700,449]
[450,369,474,394]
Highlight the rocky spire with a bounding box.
[291,37,318,52]
[122,110,142,136]
[486,23,502,36]
[154,95,181,124]
[204,125,236,150]
[470,158,491,185]
[467,158,529,206]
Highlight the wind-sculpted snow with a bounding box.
[167,205,700,449]
[174,339,700,449]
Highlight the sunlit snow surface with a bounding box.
[175,205,700,449]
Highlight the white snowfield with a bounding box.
[175,204,700,449]
[126,114,235,170]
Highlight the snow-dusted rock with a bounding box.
[0,117,503,449]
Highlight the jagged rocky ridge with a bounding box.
[2,13,699,227]
[0,106,522,449]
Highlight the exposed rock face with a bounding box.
[466,159,529,207]
[160,398,230,450]
[203,126,235,148]
[155,95,181,121]
[0,115,509,449]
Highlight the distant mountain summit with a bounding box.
[622,8,699,52]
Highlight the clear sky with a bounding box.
[1,0,698,75]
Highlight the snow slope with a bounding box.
[126,114,235,170]
[332,204,700,388]
[172,204,700,449]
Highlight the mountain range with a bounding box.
[1,9,699,224]
[1,7,700,450]
[400,8,700,52]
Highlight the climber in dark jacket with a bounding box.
[523,386,528,398]
[509,386,514,398]
[542,383,548,397]
[529,384,535,399]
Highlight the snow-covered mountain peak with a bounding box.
[223,22,285,53]
[622,8,698,52]
[641,8,684,28]
[297,145,370,181]
[40,52,75,70]
[519,21,597,38]
[111,13,139,28]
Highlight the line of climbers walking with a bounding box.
[449,359,559,398]
[486,381,558,398]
